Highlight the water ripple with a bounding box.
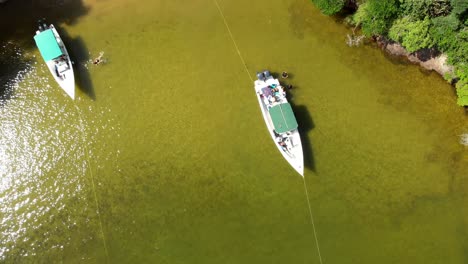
[0,48,120,260]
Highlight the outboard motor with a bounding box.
[39,19,48,31]
[38,19,48,32]
[257,72,265,81]
[263,70,271,78]
[38,20,44,32]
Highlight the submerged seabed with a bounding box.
[1,0,467,263]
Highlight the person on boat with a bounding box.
[54,65,60,78]
[281,71,289,79]
[278,138,288,150]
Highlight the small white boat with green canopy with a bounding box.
[34,20,75,99]
[254,70,304,176]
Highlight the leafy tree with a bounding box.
[455,63,468,106]
[456,87,468,106]
[353,0,399,36]
[430,14,460,51]
[428,0,452,17]
[311,0,346,15]
[451,0,468,17]
[456,81,468,106]
[449,29,468,64]
[400,0,434,20]
[399,0,453,19]
[456,64,468,81]
[389,17,433,52]
[451,0,468,24]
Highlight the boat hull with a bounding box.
[254,77,304,176]
[36,25,75,99]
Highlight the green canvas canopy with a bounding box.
[269,103,298,133]
[34,29,63,61]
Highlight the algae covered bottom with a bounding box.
[0,0,467,263]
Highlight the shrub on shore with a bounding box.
[310,0,468,106]
[388,17,433,53]
[311,0,346,15]
[353,0,399,36]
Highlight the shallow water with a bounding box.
[1,0,468,263]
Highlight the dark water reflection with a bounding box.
[0,42,32,105]
[0,0,88,43]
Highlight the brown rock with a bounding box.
[375,36,454,77]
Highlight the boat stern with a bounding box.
[60,74,75,99]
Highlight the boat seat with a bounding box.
[57,62,69,73]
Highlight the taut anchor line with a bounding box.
[212,1,324,263]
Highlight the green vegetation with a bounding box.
[311,0,468,106]
[389,17,432,52]
[310,0,346,15]
[456,65,468,106]
[353,0,399,36]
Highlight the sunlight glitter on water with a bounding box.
[0,37,122,259]
[0,61,89,259]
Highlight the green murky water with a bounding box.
[1,0,468,263]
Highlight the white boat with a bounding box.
[34,20,75,99]
[254,70,304,176]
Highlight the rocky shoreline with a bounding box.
[374,36,454,80]
[372,36,468,111]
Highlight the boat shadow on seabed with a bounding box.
[289,101,317,173]
[0,0,90,103]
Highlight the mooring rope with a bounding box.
[74,103,109,262]
[212,1,324,263]
[302,177,324,264]
[212,0,253,82]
